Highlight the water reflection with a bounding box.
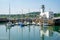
[53,26,60,33]
[5,24,14,40]
[0,24,60,40]
[21,27,23,40]
[28,25,30,40]
[9,28,10,40]
[40,26,54,40]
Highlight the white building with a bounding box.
[40,5,54,19]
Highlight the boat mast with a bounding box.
[9,3,10,18]
[8,2,11,22]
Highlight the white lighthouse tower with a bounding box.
[41,5,45,13]
[40,5,45,17]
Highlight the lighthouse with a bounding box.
[40,5,54,19]
[41,5,45,13]
[40,5,45,17]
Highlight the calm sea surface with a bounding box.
[0,24,60,40]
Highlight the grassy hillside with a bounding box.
[0,12,60,18]
[54,13,60,17]
[0,12,40,18]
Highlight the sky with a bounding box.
[0,0,60,14]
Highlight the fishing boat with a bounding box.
[43,22,48,26]
[15,22,27,27]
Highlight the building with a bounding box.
[40,5,54,19]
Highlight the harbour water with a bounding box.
[0,24,60,40]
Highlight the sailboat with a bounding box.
[6,3,14,27]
